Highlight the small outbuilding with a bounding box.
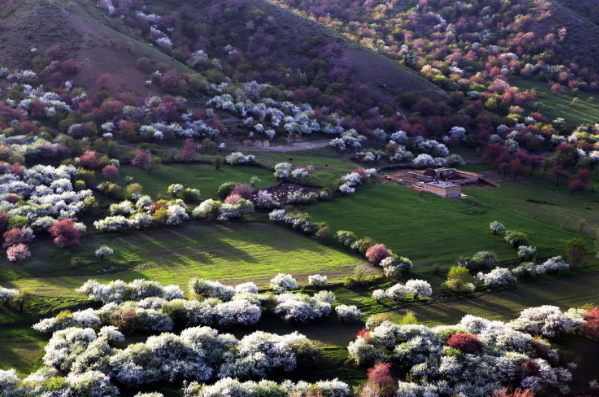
[417,180,461,198]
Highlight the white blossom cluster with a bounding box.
[0,164,92,225]
[308,274,328,287]
[0,286,19,305]
[267,209,322,235]
[273,162,292,179]
[349,307,579,396]
[377,280,432,302]
[270,273,298,293]
[339,168,376,194]
[192,197,255,222]
[335,305,364,322]
[329,129,366,151]
[183,377,350,397]
[225,152,255,165]
[209,93,335,139]
[30,323,317,393]
[75,278,185,303]
[255,190,280,209]
[475,267,517,289]
[274,291,335,322]
[95,198,190,232]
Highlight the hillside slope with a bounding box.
[0,0,446,102]
[533,0,599,71]
[0,0,191,96]
[246,0,447,101]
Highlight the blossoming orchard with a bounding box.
[0,0,598,394]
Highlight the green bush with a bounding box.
[74,180,86,191]
[504,231,528,248]
[343,277,357,289]
[8,216,28,230]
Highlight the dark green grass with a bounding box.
[462,164,599,234]
[108,163,278,200]
[306,182,593,270]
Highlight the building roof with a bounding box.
[424,181,459,188]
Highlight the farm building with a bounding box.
[417,180,462,198]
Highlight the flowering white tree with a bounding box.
[518,246,537,261]
[235,282,258,294]
[270,273,298,292]
[472,251,499,268]
[479,268,517,289]
[372,289,387,302]
[405,279,432,299]
[539,256,569,274]
[0,286,19,306]
[339,184,355,194]
[109,201,135,216]
[268,209,286,222]
[490,221,505,235]
[413,154,435,168]
[273,162,292,179]
[509,305,583,338]
[94,216,131,233]
[168,184,184,196]
[166,204,189,225]
[130,213,153,229]
[225,152,255,165]
[386,283,408,301]
[308,274,328,287]
[95,245,114,259]
[274,292,332,322]
[335,305,363,322]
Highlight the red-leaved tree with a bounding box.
[581,306,599,339]
[79,151,100,169]
[356,328,371,341]
[181,138,197,163]
[3,228,23,248]
[367,363,396,397]
[522,360,540,376]
[96,73,113,89]
[48,219,81,248]
[549,165,570,187]
[231,183,254,199]
[568,179,587,194]
[132,149,153,174]
[10,162,23,178]
[529,155,542,175]
[510,159,524,180]
[447,333,483,354]
[365,244,391,264]
[102,165,120,181]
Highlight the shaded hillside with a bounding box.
[0,0,192,96]
[246,0,447,101]
[532,0,599,71]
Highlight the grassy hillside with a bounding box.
[510,77,599,127]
